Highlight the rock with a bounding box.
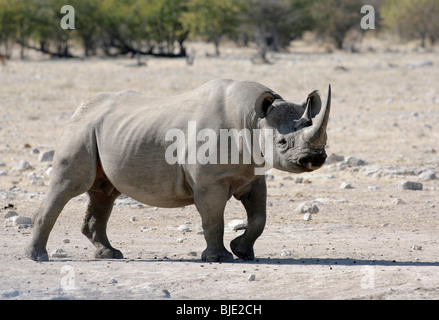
[397,181,423,191]
[281,251,293,257]
[12,160,33,172]
[326,153,344,164]
[30,148,40,155]
[295,202,319,214]
[248,274,256,281]
[0,170,7,176]
[63,238,70,244]
[344,156,367,167]
[340,182,353,189]
[303,212,312,221]
[130,216,137,222]
[4,215,33,227]
[178,224,191,232]
[393,198,405,205]
[4,210,18,218]
[176,238,185,243]
[38,150,55,162]
[50,249,67,258]
[227,219,248,231]
[408,60,433,68]
[411,245,422,250]
[108,278,118,284]
[368,186,379,191]
[314,197,349,204]
[362,165,434,178]
[419,170,436,181]
[45,167,53,177]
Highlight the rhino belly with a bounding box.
[97,138,193,208]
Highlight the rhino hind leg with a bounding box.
[231,176,267,261]
[25,142,97,261]
[81,180,123,259]
[25,189,74,261]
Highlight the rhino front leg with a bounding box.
[231,175,267,260]
[194,182,233,262]
[81,190,123,259]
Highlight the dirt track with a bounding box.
[0,42,438,300]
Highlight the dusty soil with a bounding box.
[0,42,438,300]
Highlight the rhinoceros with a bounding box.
[25,79,331,262]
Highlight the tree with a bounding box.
[68,0,101,56]
[181,0,245,56]
[312,0,364,50]
[242,0,315,61]
[382,0,439,47]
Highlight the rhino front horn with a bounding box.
[305,84,331,146]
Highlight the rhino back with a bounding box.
[64,79,269,206]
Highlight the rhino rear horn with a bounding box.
[255,92,275,118]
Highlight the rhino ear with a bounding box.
[255,92,275,118]
[301,90,322,118]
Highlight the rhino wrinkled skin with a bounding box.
[25,79,331,262]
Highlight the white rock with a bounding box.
[281,250,293,257]
[227,219,248,231]
[176,238,185,243]
[45,167,53,177]
[303,212,312,221]
[4,216,32,227]
[419,170,436,181]
[130,216,137,222]
[340,182,353,189]
[393,198,405,205]
[108,278,118,284]
[295,202,319,214]
[178,224,191,232]
[411,244,422,250]
[12,160,33,171]
[0,170,7,176]
[50,249,67,258]
[248,274,256,281]
[38,150,55,162]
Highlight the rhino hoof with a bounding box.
[25,247,49,262]
[94,247,124,259]
[201,248,233,262]
[230,237,255,261]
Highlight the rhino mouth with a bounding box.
[296,152,327,171]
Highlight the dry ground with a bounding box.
[0,41,438,300]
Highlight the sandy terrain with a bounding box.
[0,41,438,301]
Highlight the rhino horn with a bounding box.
[304,84,331,146]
